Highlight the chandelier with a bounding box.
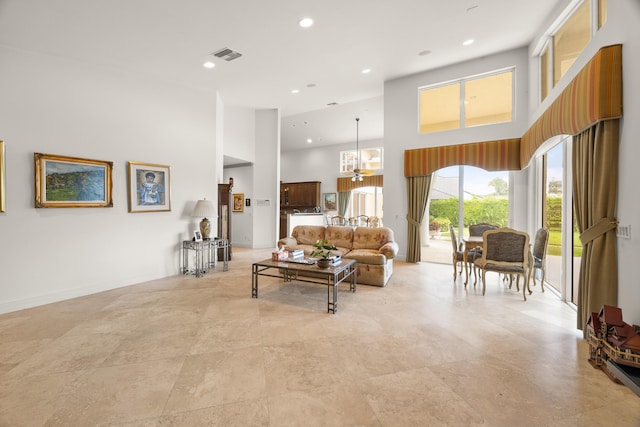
[350,117,374,182]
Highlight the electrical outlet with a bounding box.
[617,224,631,239]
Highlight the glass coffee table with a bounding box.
[251,258,357,314]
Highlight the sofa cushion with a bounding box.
[344,249,387,266]
[291,225,326,245]
[325,226,354,250]
[352,227,395,250]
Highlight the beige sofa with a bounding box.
[277,225,399,287]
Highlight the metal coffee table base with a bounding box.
[251,259,357,314]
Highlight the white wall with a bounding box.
[253,109,280,248]
[384,47,530,260]
[224,106,256,163]
[222,108,280,249]
[0,46,218,313]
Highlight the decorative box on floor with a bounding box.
[587,304,640,395]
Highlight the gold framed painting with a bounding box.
[0,141,5,213]
[34,153,113,208]
[232,193,244,212]
[127,161,171,212]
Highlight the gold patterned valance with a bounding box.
[404,139,521,177]
[520,44,622,167]
[337,175,383,192]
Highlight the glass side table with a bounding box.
[182,238,229,277]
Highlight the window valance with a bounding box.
[337,175,383,192]
[404,139,521,177]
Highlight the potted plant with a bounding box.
[310,239,338,268]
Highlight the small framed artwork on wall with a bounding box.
[232,193,244,212]
[323,192,337,211]
[127,161,171,213]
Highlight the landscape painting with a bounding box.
[34,153,113,208]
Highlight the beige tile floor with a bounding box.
[1,247,639,426]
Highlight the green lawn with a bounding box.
[548,228,582,257]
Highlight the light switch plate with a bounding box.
[617,224,631,239]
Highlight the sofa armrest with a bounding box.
[277,237,297,249]
[379,241,399,259]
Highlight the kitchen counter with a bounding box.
[287,213,326,236]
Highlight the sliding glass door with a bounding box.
[422,165,509,263]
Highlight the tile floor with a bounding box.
[1,247,639,426]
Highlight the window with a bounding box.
[598,0,607,28]
[553,0,591,87]
[539,0,605,99]
[419,69,514,134]
[419,83,460,133]
[345,186,383,219]
[540,45,550,102]
[340,148,383,174]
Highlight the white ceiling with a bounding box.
[0,0,560,153]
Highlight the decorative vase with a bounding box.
[317,259,332,269]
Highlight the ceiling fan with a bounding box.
[348,117,374,182]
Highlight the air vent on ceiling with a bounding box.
[212,47,242,61]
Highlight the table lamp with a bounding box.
[193,198,216,240]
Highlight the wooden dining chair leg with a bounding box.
[522,273,527,301]
[481,270,487,295]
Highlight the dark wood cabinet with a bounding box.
[280,181,321,209]
[218,179,233,260]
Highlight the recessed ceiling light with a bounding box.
[299,18,314,28]
[463,39,475,46]
[203,61,216,69]
[418,50,432,56]
[361,68,371,74]
[307,139,313,143]
[291,89,300,94]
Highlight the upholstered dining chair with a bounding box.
[357,215,369,227]
[473,228,531,300]
[468,222,497,281]
[530,227,550,292]
[368,216,382,228]
[449,225,477,281]
[331,215,345,226]
[449,225,465,280]
[468,222,498,237]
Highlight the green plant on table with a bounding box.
[310,239,337,260]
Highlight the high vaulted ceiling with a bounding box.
[0,0,561,152]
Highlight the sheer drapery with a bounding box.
[406,175,433,263]
[573,119,619,333]
[338,191,350,218]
